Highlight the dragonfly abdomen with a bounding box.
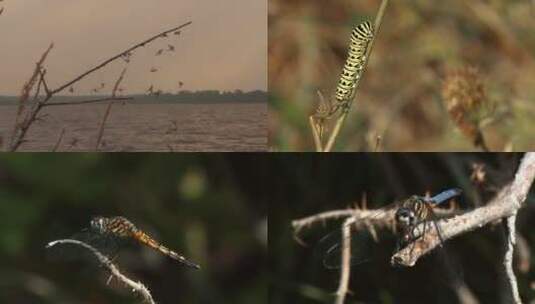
[133,230,201,269]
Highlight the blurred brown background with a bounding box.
[269,0,535,151]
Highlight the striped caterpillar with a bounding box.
[334,21,374,111]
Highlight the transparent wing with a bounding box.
[314,225,380,269]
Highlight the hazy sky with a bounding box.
[0,0,266,95]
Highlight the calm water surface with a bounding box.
[0,103,266,151]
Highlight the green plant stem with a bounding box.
[323,0,389,152]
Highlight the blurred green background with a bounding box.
[269,153,535,303]
[0,154,267,304]
[269,0,535,151]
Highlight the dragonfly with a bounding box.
[316,188,462,269]
[51,216,200,269]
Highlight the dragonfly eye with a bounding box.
[90,217,106,233]
[395,208,414,227]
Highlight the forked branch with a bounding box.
[7,21,192,151]
[391,152,535,267]
[46,239,155,304]
[50,21,192,95]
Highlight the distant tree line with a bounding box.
[0,90,267,105]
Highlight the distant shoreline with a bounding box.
[0,90,267,105]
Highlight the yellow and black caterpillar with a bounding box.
[334,21,374,106]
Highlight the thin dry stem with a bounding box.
[8,44,54,151]
[52,128,65,152]
[95,68,127,150]
[335,217,355,304]
[503,213,521,304]
[292,200,459,241]
[46,239,155,304]
[8,21,191,151]
[309,116,323,152]
[292,208,393,233]
[50,21,192,95]
[322,0,389,152]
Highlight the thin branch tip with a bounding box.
[46,238,156,304]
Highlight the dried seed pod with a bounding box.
[442,66,489,150]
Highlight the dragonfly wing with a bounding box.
[314,225,378,270]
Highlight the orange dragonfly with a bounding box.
[88,216,200,269]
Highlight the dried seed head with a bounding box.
[442,66,488,149]
[470,163,487,184]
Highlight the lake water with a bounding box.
[0,102,266,151]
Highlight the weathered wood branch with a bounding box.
[391,152,535,267]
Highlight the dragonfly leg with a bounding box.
[106,274,114,285]
[407,219,428,260]
[428,207,445,247]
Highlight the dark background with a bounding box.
[269,153,535,304]
[0,154,267,304]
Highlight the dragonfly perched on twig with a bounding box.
[49,216,200,269]
[316,189,462,269]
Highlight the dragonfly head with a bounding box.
[90,216,107,234]
[395,207,416,229]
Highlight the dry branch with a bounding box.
[503,213,521,304]
[95,67,127,150]
[291,204,460,238]
[52,128,65,152]
[46,239,155,304]
[292,154,534,304]
[7,21,192,151]
[392,152,535,267]
[335,217,355,304]
[50,21,192,95]
[8,44,54,151]
[292,197,459,304]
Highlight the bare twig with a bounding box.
[7,21,192,151]
[50,21,192,95]
[503,212,522,304]
[95,68,127,150]
[52,128,65,152]
[392,152,535,267]
[292,208,393,234]
[8,43,54,151]
[291,201,461,241]
[322,0,389,152]
[309,115,323,152]
[335,217,355,304]
[46,239,155,304]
